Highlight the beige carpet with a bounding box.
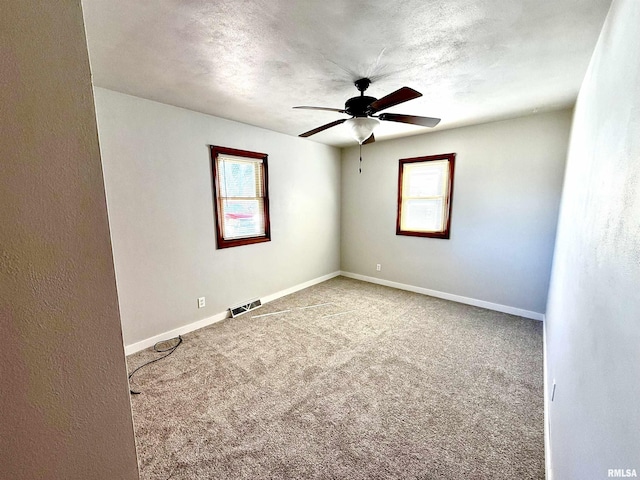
[127,276,544,479]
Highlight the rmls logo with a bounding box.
[608,469,638,477]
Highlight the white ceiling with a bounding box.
[82,0,611,147]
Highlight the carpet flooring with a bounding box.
[127,276,544,479]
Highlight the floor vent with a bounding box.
[230,299,262,318]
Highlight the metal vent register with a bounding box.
[230,299,262,318]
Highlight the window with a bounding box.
[396,153,455,239]
[210,146,271,249]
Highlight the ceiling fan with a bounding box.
[294,78,441,144]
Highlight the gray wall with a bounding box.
[94,88,341,347]
[545,0,640,477]
[0,3,138,479]
[341,111,571,315]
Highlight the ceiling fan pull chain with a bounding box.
[359,143,362,174]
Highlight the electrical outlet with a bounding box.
[376,264,381,271]
[198,297,206,309]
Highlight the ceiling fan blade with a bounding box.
[299,118,347,137]
[378,113,441,128]
[362,133,375,145]
[368,87,422,114]
[293,106,346,113]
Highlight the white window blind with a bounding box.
[217,154,266,240]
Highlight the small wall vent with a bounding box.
[230,299,262,318]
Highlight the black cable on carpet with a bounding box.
[128,335,183,395]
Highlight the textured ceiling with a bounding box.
[82,0,611,147]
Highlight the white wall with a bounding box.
[341,110,571,317]
[0,3,138,479]
[545,0,640,477]
[94,88,341,347]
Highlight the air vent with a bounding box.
[230,298,262,318]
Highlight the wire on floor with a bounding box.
[128,335,183,395]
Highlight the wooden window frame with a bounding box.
[210,145,271,249]
[396,152,456,239]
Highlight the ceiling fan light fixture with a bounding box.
[345,117,379,144]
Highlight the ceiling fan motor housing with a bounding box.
[345,96,377,117]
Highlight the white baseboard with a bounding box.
[125,270,541,356]
[261,270,341,304]
[543,320,553,479]
[124,270,342,356]
[124,311,229,356]
[340,271,545,321]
